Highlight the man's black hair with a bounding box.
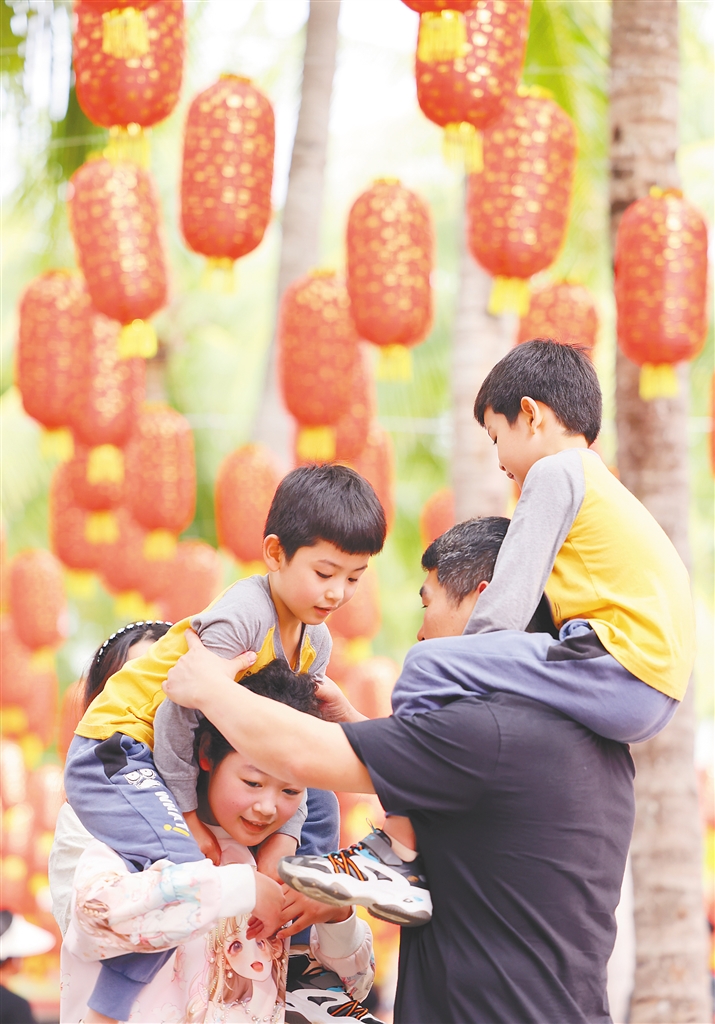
[196,658,322,767]
[473,339,602,445]
[422,517,510,604]
[264,463,386,559]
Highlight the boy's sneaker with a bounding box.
[278,827,432,927]
[286,951,384,1022]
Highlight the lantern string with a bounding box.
[488,277,531,317]
[102,7,150,61]
[376,344,412,382]
[201,257,235,294]
[104,125,151,169]
[639,364,680,402]
[443,122,483,173]
[417,10,468,64]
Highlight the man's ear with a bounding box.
[520,396,543,432]
[263,534,284,572]
[476,580,489,596]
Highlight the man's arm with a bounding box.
[163,631,375,795]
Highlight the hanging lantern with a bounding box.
[467,87,577,315]
[420,488,455,547]
[69,157,168,358]
[74,0,185,165]
[123,404,196,559]
[57,680,85,759]
[9,550,66,655]
[97,507,171,619]
[517,280,599,353]
[15,271,92,460]
[329,569,381,663]
[215,444,283,573]
[67,311,145,539]
[342,656,400,721]
[415,1,531,171]
[335,346,376,462]
[49,463,103,591]
[181,75,275,290]
[278,271,360,461]
[63,443,125,548]
[403,2,480,63]
[614,188,708,400]
[346,180,434,381]
[158,540,223,623]
[349,425,396,531]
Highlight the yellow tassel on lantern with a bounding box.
[201,256,235,294]
[118,319,158,359]
[344,637,372,664]
[238,560,267,580]
[488,277,531,317]
[443,122,483,173]
[102,6,150,60]
[64,569,97,598]
[297,426,337,462]
[638,363,679,401]
[114,590,158,622]
[104,123,151,169]
[87,444,125,484]
[143,529,177,561]
[376,344,412,382]
[0,707,29,736]
[19,733,44,769]
[40,427,74,462]
[1,856,27,883]
[417,10,468,63]
[85,511,120,545]
[29,871,51,899]
[30,648,56,673]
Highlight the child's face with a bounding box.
[267,538,370,626]
[206,750,303,847]
[225,923,274,982]
[417,570,487,641]
[483,406,538,489]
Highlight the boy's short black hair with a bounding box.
[196,659,322,767]
[473,339,602,445]
[264,463,386,559]
[422,517,510,604]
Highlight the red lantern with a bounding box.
[402,1,479,63]
[97,507,173,617]
[123,404,196,558]
[16,271,91,458]
[517,281,599,352]
[158,540,223,623]
[614,188,708,400]
[77,0,156,63]
[329,569,381,663]
[0,618,59,749]
[467,88,577,314]
[279,271,360,461]
[58,680,85,759]
[335,347,376,462]
[49,462,103,575]
[74,0,184,163]
[415,2,530,169]
[9,550,66,652]
[67,311,145,520]
[215,445,283,570]
[346,180,434,380]
[420,488,455,547]
[69,157,168,358]
[342,657,400,720]
[350,426,396,531]
[181,76,275,287]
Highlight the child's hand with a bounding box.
[315,676,367,723]
[247,871,285,940]
[278,884,351,937]
[254,832,298,883]
[185,810,222,866]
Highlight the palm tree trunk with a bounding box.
[451,194,511,520]
[609,3,710,1020]
[252,0,340,461]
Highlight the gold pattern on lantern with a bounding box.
[102,7,150,60]
[417,11,469,62]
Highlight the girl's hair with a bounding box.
[84,621,173,711]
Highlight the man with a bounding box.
[164,518,635,1024]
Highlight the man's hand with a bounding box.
[315,677,367,723]
[255,832,298,883]
[246,872,285,940]
[163,629,257,709]
[279,884,352,937]
[185,810,222,866]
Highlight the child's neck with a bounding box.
[267,576,303,668]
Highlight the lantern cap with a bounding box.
[309,267,337,279]
[517,84,554,101]
[220,74,253,84]
[649,186,684,199]
[373,177,401,186]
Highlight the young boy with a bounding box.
[63,463,387,1024]
[278,340,695,925]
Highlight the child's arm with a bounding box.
[465,450,585,635]
[309,912,376,1004]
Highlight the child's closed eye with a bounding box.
[243,779,262,789]
[316,571,332,580]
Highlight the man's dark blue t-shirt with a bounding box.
[342,693,635,1024]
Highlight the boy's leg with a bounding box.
[65,734,204,1020]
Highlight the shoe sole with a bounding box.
[278,861,432,928]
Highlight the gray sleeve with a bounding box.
[306,625,332,681]
[191,578,266,659]
[274,792,308,842]
[463,450,586,635]
[153,700,203,813]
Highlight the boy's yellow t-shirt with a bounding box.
[465,449,695,700]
